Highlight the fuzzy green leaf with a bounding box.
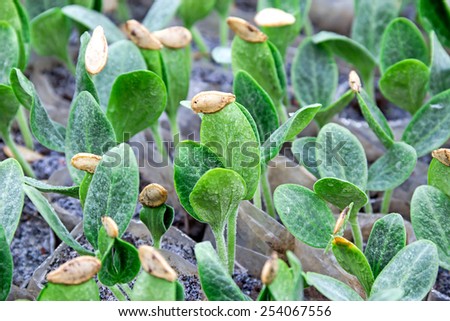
[314,178,368,210]
[25,0,68,18]
[262,104,320,163]
[83,143,139,249]
[195,242,246,301]
[0,159,24,244]
[356,89,394,149]
[94,40,147,109]
[10,69,66,151]
[0,22,19,83]
[428,158,450,198]
[143,0,181,31]
[234,70,279,143]
[419,0,450,48]
[140,204,174,248]
[365,214,406,278]
[0,226,13,301]
[370,240,439,300]
[411,185,450,270]
[316,123,368,190]
[380,18,429,73]
[274,184,335,248]
[75,32,99,102]
[315,90,355,127]
[65,91,116,184]
[430,32,450,96]
[38,279,100,301]
[292,137,320,178]
[98,236,141,286]
[402,89,450,157]
[367,142,417,191]
[174,141,224,222]
[292,38,337,108]
[268,259,302,301]
[200,103,260,200]
[190,169,246,232]
[0,84,20,135]
[107,70,167,142]
[31,8,72,68]
[379,59,430,114]
[23,185,92,255]
[178,0,215,28]
[306,272,364,301]
[332,237,374,295]
[312,31,377,83]
[79,172,93,208]
[351,0,402,57]
[132,272,178,301]
[23,176,79,198]
[62,5,125,43]
[231,37,284,105]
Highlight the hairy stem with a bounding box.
[381,189,393,214]
[2,132,35,178]
[190,26,209,55]
[212,228,228,271]
[253,182,262,209]
[16,106,34,150]
[364,191,373,214]
[226,209,238,275]
[150,123,169,163]
[169,113,180,148]
[120,284,133,299]
[349,207,363,250]
[261,168,275,217]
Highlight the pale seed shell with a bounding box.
[124,19,163,50]
[153,26,192,49]
[71,153,102,174]
[333,206,350,234]
[85,26,108,75]
[138,246,177,282]
[227,17,267,43]
[46,256,101,285]
[191,91,236,114]
[261,252,279,285]
[139,183,168,207]
[254,8,296,27]
[432,148,450,166]
[349,70,361,93]
[101,216,119,238]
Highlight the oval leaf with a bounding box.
[402,89,450,157]
[370,240,439,300]
[364,214,406,278]
[367,142,417,191]
[83,143,139,249]
[0,22,19,83]
[0,226,13,301]
[292,137,320,179]
[419,0,450,48]
[139,204,174,248]
[142,0,181,31]
[274,184,335,248]
[428,158,450,198]
[0,84,20,136]
[132,272,177,301]
[314,177,368,210]
[306,272,364,301]
[38,279,100,301]
[411,185,450,270]
[178,0,215,28]
[430,32,450,96]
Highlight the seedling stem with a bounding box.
[16,106,34,150]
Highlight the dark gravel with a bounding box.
[434,268,450,299]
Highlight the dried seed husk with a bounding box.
[139,183,168,207]
[191,91,236,114]
[153,26,192,49]
[101,216,119,238]
[332,236,352,247]
[85,26,108,75]
[3,145,44,163]
[227,17,267,43]
[254,8,296,27]
[333,206,350,234]
[71,153,102,174]
[349,70,361,93]
[432,148,450,166]
[46,256,101,285]
[124,19,163,50]
[138,245,177,282]
[261,252,279,285]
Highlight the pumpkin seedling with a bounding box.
[139,183,175,249]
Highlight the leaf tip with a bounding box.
[85,26,108,75]
[227,16,267,43]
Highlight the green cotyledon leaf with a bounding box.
[195,241,247,301]
[177,0,215,28]
[142,0,181,31]
[418,0,450,48]
[0,22,19,84]
[430,32,450,96]
[0,84,20,136]
[0,158,24,244]
[364,214,406,278]
[75,32,99,102]
[107,70,167,142]
[83,143,139,249]
[274,184,335,249]
[379,18,429,73]
[23,176,79,198]
[332,236,374,296]
[370,240,439,300]
[428,158,450,198]
[200,102,260,200]
[411,185,450,270]
[174,141,224,222]
[0,225,13,301]
[132,272,178,301]
[306,272,364,301]
[316,123,368,190]
[314,178,368,210]
[38,279,99,301]
[65,91,116,184]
